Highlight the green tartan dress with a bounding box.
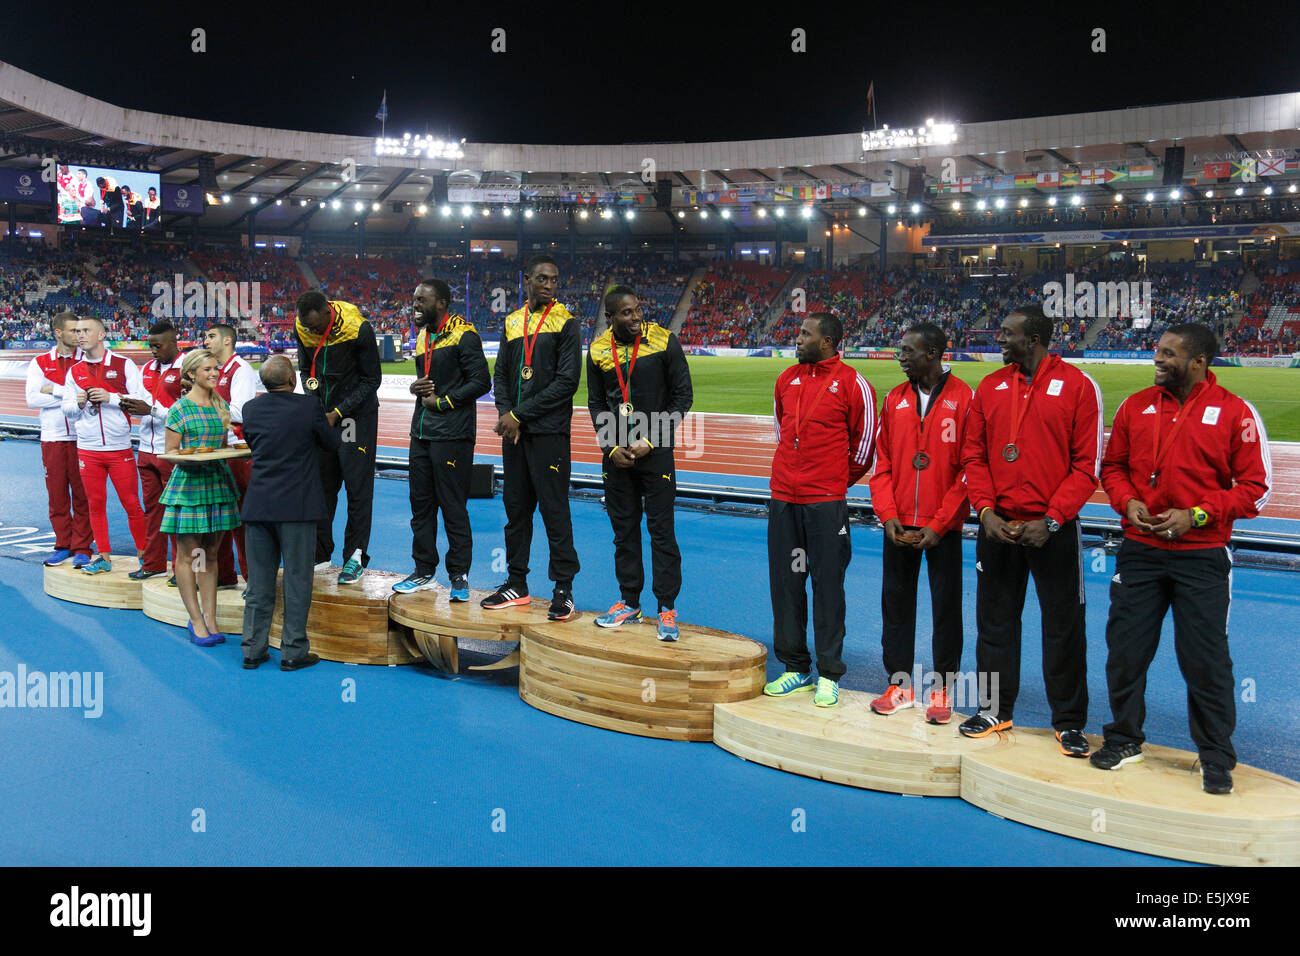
[159,397,242,535]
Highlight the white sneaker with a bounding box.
[314,560,333,571]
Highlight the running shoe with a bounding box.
[814,677,840,708]
[1201,762,1234,795]
[338,558,364,586]
[80,556,112,575]
[959,710,1013,738]
[392,573,439,594]
[1090,741,1144,771]
[870,683,915,715]
[656,609,679,642]
[481,583,529,609]
[72,553,93,569]
[449,575,470,602]
[763,671,816,697]
[594,602,642,628]
[925,686,953,724]
[44,549,72,567]
[1056,729,1091,758]
[128,568,166,581]
[548,588,575,621]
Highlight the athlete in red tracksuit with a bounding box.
[60,316,149,571]
[868,323,973,723]
[206,325,257,587]
[1093,323,1271,794]
[764,313,875,705]
[128,321,185,579]
[960,306,1103,755]
[24,312,92,564]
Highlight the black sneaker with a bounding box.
[548,587,576,621]
[128,568,165,581]
[1090,740,1144,770]
[958,710,1013,738]
[1201,762,1234,795]
[480,583,529,610]
[281,652,321,672]
[1056,728,1091,758]
[167,575,177,588]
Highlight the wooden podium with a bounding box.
[389,589,563,673]
[519,618,766,742]
[141,577,245,633]
[268,565,419,665]
[714,689,998,796]
[43,557,143,609]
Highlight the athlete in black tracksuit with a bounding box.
[407,280,491,584]
[586,287,693,617]
[486,255,582,619]
[294,291,382,571]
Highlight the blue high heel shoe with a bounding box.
[188,621,222,647]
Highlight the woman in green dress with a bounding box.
[160,348,242,647]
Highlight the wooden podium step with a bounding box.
[960,728,1300,866]
[43,557,143,609]
[519,618,766,742]
[713,689,998,796]
[141,577,245,633]
[389,588,562,673]
[268,565,418,665]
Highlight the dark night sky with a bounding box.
[1,1,1296,145]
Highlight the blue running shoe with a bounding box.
[449,575,470,603]
[80,556,112,575]
[72,553,93,569]
[656,609,680,642]
[594,601,641,628]
[44,549,73,567]
[763,671,816,697]
[392,573,438,594]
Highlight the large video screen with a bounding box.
[56,164,162,230]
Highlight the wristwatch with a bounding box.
[1045,517,1061,534]
[1190,506,1209,528]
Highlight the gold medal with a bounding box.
[912,451,930,470]
[618,402,633,417]
[521,365,534,381]
[1002,443,1019,462]
[306,377,319,391]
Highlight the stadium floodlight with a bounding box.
[757,207,767,218]
[625,209,635,220]
[332,199,341,209]
[1047,196,1057,206]
[863,120,957,151]
[1019,197,1028,208]
[775,208,785,218]
[910,203,920,214]
[1264,186,1274,195]
[700,210,709,219]
[524,208,534,219]
[461,205,472,217]
[1070,195,1081,206]
[579,209,589,219]
[221,194,231,203]
[300,199,309,206]
[1113,193,1124,202]
[354,201,364,212]
[374,135,465,161]
[502,207,512,217]
[1144,191,1155,202]
[440,205,451,217]
[886,204,896,215]
[858,206,866,216]
[677,210,686,218]
[1169,188,1181,200]
[995,197,1006,209]
[720,209,730,219]
[800,206,813,219]
[372,202,380,211]
[418,204,428,215]
[601,208,613,220]
[1234,187,1244,196]
[975,200,985,210]
[951,201,961,211]
[482,208,491,217]
[1291,184,1298,193]
[1205,190,1214,198]
[275,199,282,206]
[249,196,258,204]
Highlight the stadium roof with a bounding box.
[3,59,1300,237]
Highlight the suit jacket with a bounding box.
[241,391,341,522]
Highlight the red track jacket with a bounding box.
[770,355,876,504]
[1101,372,1271,549]
[962,353,1104,524]
[870,371,974,534]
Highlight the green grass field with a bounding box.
[377,357,1300,441]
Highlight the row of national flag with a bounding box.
[932,164,1156,194]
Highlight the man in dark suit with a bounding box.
[239,355,341,671]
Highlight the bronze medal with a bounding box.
[619,402,633,417]
[912,451,930,470]
[1002,443,1019,462]
[521,365,534,381]
[305,376,320,391]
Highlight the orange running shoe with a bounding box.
[925,686,953,724]
[869,684,915,715]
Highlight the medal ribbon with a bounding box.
[308,303,337,383]
[792,364,838,449]
[914,378,944,450]
[1006,365,1047,450]
[1150,385,1208,485]
[611,332,642,409]
[520,301,554,376]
